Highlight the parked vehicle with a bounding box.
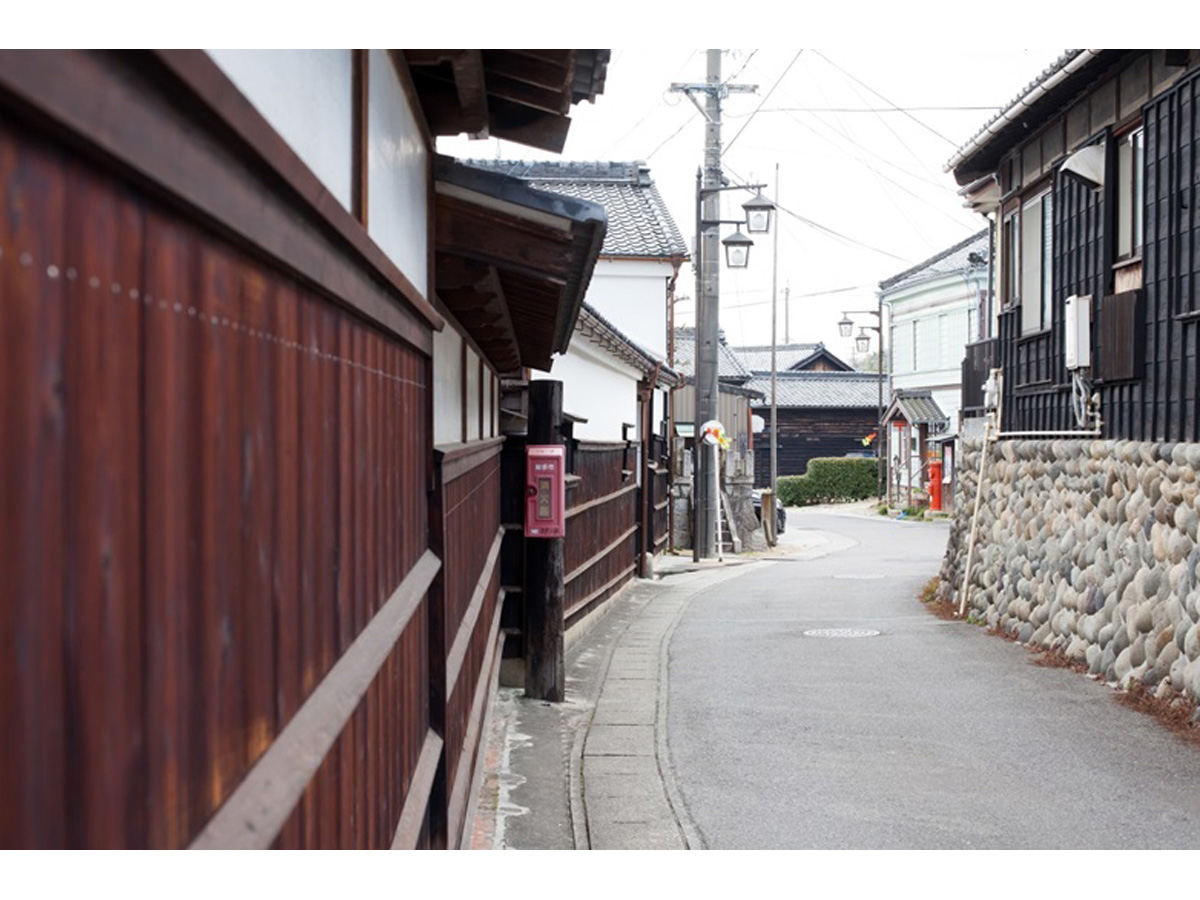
[752,489,786,534]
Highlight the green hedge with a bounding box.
[776,457,881,507]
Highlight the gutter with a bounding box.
[944,50,1101,175]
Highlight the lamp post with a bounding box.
[690,173,775,559]
[839,306,885,500]
[673,50,774,561]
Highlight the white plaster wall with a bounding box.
[535,339,639,442]
[482,369,493,438]
[367,49,429,296]
[884,273,986,429]
[583,259,672,358]
[465,347,481,442]
[208,50,354,210]
[433,324,463,446]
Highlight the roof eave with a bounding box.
[945,50,1120,185]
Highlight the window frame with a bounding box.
[1115,126,1145,263]
[1019,187,1053,335]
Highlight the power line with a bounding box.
[812,51,960,148]
[724,162,911,262]
[723,50,803,156]
[722,49,758,86]
[646,111,698,160]
[600,51,699,157]
[725,105,1002,115]
[775,105,957,193]
[674,283,872,310]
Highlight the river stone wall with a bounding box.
[937,439,1200,708]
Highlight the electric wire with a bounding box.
[812,50,961,148]
[723,162,911,262]
[600,51,699,157]
[722,49,758,86]
[723,50,803,156]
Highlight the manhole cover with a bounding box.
[803,628,881,638]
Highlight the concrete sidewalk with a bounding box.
[469,520,849,850]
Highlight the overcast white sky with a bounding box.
[440,47,1067,363]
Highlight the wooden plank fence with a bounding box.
[0,65,499,850]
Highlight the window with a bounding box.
[1001,208,1019,308]
[1116,128,1145,260]
[1020,190,1053,334]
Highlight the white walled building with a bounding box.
[467,161,687,442]
[879,229,991,506]
[880,229,990,429]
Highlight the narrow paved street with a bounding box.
[473,505,1200,850]
[668,509,1200,849]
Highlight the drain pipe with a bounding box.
[958,411,994,618]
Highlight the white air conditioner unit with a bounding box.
[1065,294,1092,370]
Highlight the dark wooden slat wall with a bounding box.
[651,466,670,554]
[962,338,998,415]
[753,408,879,486]
[0,117,440,848]
[0,115,69,849]
[433,449,502,846]
[996,69,1200,443]
[563,444,637,625]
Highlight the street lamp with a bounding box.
[838,308,885,501]
[742,191,775,234]
[692,173,776,559]
[722,229,754,268]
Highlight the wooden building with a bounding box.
[951,50,1200,440]
[744,370,885,487]
[0,49,609,849]
[467,160,686,643]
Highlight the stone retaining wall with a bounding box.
[938,439,1200,708]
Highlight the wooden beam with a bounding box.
[481,50,572,91]
[524,380,566,703]
[0,50,442,353]
[352,49,369,226]
[449,50,487,132]
[189,551,442,849]
[436,196,576,278]
[487,97,573,154]
[485,74,570,116]
[435,194,575,276]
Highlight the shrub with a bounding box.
[776,457,881,507]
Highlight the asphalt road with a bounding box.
[667,509,1200,849]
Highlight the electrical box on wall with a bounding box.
[1065,294,1092,370]
[525,445,566,539]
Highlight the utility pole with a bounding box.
[784,284,790,344]
[672,50,756,560]
[770,163,780,517]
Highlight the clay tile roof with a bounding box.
[463,160,688,259]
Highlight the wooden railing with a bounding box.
[563,442,638,626]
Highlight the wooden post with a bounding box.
[525,380,565,702]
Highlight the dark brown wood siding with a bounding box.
[430,440,504,848]
[564,443,637,626]
[0,72,460,850]
[996,66,1200,442]
[753,408,879,486]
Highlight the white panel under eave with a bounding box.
[433,324,464,446]
[368,49,429,297]
[208,50,354,210]
[465,347,481,442]
[582,259,673,358]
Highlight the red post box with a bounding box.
[526,445,566,538]
[928,459,943,511]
